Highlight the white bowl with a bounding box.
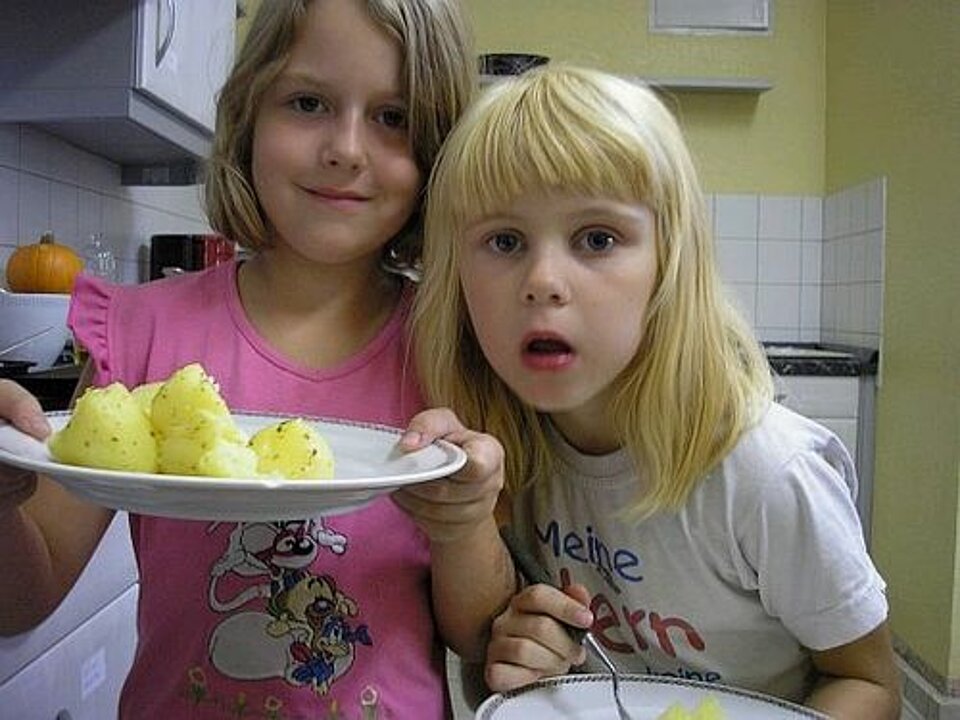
[0,290,71,369]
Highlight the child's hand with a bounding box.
[392,407,504,544]
[0,380,50,513]
[485,582,593,691]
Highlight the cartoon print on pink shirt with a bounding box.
[205,519,372,693]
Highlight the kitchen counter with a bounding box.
[5,363,82,411]
[764,343,879,377]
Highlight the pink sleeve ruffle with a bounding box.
[67,272,117,386]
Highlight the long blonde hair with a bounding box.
[414,65,773,517]
[205,0,475,268]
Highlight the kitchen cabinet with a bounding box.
[0,0,235,179]
[0,513,138,719]
[136,0,235,133]
[0,586,138,720]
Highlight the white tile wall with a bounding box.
[1,122,885,352]
[713,192,821,342]
[821,178,885,349]
[709,179,885,349]
[0,124,209,285]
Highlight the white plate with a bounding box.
[0,412,467,521]
[475,674,828,719]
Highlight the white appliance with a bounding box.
[0,514,139,719]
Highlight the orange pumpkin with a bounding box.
[5,232,84,294]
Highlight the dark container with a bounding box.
[149,234,235,280]
[478,53,550,76]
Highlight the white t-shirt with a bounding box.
[510,402,887,702]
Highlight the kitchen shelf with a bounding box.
[637,76,773,93]
[480,73,772,94]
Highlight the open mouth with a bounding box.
[522,335,576,370]
[526,338,572,355]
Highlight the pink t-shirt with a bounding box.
[69,263,447,720]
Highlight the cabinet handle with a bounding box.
[155,0,177,67]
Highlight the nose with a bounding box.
[522,249,570,306]
[322,111,364,171]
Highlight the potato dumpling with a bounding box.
[48,383,157,472]
[250,418,334,480]
[195,438,260,478]
[150,363,232,436]
[149,364,250,475]
[131,381,162,419]
[156,413,252,475]
[48,363,335,481]
[657,697,724,720]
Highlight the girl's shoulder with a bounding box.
[69,263,239,385]
[727,402,850,473]
[122,261,235,309]
[709,402,858,506]
[72,261,236,316]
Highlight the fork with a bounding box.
[499,526,633,719]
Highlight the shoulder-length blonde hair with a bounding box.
[205,0,475,267]
[414,65,773,517]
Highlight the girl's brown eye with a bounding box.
[292,95,322,113]
[378,107,408,129]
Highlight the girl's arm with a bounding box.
[393,408,518,660]
[807,621,902,720]
[0,375,114,635]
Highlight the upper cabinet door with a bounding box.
[136,0,236,132]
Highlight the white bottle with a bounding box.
[84,233,119,282]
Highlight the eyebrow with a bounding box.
[465,202,650,231]
[271,69,325,90]
[273,69,406,105]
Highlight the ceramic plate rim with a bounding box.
[475,673,829,719]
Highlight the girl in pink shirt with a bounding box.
[0,1,514,717]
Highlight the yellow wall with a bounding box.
[825,2,960,682]
[237,0,261,46]
[465,0,826,194]
[243,0,826,193]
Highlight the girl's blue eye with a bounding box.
[378,107,408,130]
[487,231,521,255]
[579,229,617,252]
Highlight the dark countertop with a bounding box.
[764,343,879,377]
[3,363,82,411]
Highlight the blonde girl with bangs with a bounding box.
[0,1,516,718]
[414,65,900,718]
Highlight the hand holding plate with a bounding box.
[392,407,504,544]
[0,379,49,512]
